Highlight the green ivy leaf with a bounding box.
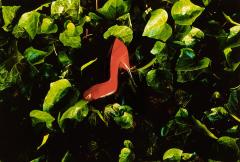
[59,22,83,48]
[146,69,173,102]
[223,48,240,72]
[97,0,131,20]
[171,0,204,25]
[58,52,72,67]
[37,134,49,150]
[13,11,40,39]
[0,43,23,91]
[43,79,72,112]
[175,48,211,83]
[23,47,49,65]
[205,107,229,122]
[51,0,83,20]
[104,103,134,129]
[143,9,172,41]
[225,85,240,116]
[30,110,55,129]
[39,17,58,34]
[2,6,21,31]
[103,25,133,44]
[119,140,135,162]
[212,136,240,161]
[58,100,89,131]
[174,26,204,47]
[80,58,98,72]
[114,112,134,129]
[202,0,211,6]
[150,41,166,55]
[163,148,183,162]
[175,108,189,119]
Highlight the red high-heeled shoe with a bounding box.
[83,38,133,101]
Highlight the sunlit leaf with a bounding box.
[81,58,98,72]
[119,140,135,162]
[30,110,55,129]
[43,79,72,112]
[13,11,40,39]
[171,0,204,25]
[97,0,131,20]
[51,0,83,20]
[205,107,229,122]
[39,17,58,34]
[59,22,83,48]
[163,148,183,161]
[211,136,240,161]
[58,100,89,131]
[103,25,133,44]
[37,134,49,150]
[2,6,21,31]
[150,41,166,55]
[143,9,172,41]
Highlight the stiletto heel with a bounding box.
[83,38,135,101]
[119,55,137,87]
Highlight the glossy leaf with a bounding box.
[104,103,134,129]
[212,136,240,161]
[58,100,89,131]
[43,79,72,112]
[13,11,40,39]
[114,112,134,129]
[59,22,83,48]
[39,17,58,34]
[150,41,166,55]
[103,25,133,44]
[171,0,204,25]
[2,6,21,31]
[81,58,98,72]
[175,108,189,119]
[223,46,240,72]
[37,134,49,150]
[51,0,83,20]
[143,9,172,41]
[23,47,49,65]
[163,148,183,161]
[97,0,131,20]
[174,26,204,46]
[119,140,135,162]
[205,107,229,122]
[30,110,55,129]
[58,52,72,66]
[175,48,211,83]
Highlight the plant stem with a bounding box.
[137,57,157,72]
